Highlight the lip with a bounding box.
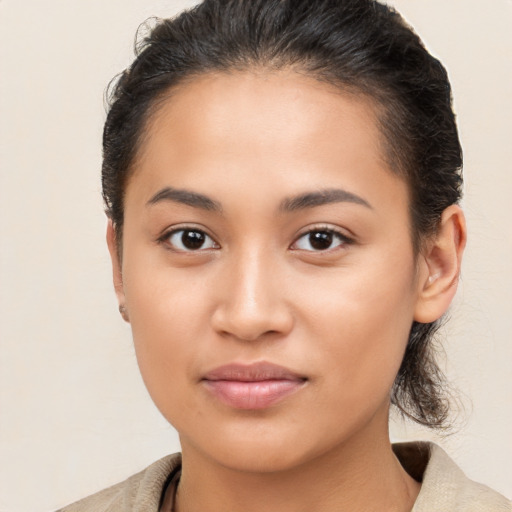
[201,362,307,410]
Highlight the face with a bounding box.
[114,71,427,472]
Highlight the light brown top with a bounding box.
[57,442,511,512]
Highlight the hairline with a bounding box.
[112,65,427,258]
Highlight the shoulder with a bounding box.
[56,453,181,512]
[394,442,511,512]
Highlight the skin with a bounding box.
[107,70,466,512]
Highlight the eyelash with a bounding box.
[158,225,354,253]
[158,227,219,253]
[291,226,353,253]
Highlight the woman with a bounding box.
[58,0,510,510]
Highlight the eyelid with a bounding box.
[290,224,354,251]
[157,224,220,252]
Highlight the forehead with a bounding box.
[141,69,383,162]
[128,70,407,214]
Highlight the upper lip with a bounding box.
[202,361,306,382]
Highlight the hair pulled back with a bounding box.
[102,0,463,429]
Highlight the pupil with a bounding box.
[182,230,205,250]
[309,231,333,250]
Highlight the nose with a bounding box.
[210,248,294,342]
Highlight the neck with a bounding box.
[174,411,420,512]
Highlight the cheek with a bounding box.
[122,235,215,339]
[121,255,215,418]
[297,255,418,407]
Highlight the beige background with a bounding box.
[0,1,510,510]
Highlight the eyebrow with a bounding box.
[280,188,372,212]
[147,187,222,212]
[146,186,371,213]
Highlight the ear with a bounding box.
[414,205,467,323]
[106,219,129,322]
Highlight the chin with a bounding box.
[179,416,356,475]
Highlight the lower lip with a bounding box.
[202,379,305,409]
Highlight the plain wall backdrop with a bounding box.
[0,1,511,511]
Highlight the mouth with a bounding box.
[201,361,308,410]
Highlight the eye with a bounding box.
[163,229,218,252]
[291,229,350,252]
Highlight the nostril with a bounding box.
[234,329,282,343]
[211,305,294,342]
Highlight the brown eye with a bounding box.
[309,231,334,250]
[292,229,349,252]
[166,229,217,251]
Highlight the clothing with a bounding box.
[56,442,511,512]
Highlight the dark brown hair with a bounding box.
[102,0,463,428]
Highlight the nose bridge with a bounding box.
[212,241,292,341]
[235,244,274,311]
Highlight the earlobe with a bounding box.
[106,219,129,322]
[414,205,467,323]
